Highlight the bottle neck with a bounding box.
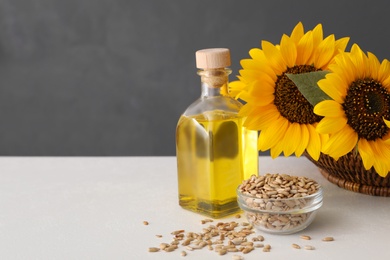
[198,68,231,98]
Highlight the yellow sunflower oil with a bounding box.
[176,48,258,218]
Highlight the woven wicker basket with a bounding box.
[305,152,390,196]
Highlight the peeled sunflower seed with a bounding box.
[300,235,311,240]
[292,243,301,249]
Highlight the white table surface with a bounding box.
[1,156,389,260]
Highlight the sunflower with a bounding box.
[229,22,349,160]
[314,44,390,177]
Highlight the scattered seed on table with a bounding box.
[181,239,191,246]
[241,242,253,247]
[243,246,254,254]
[263,244,271,252]
[171,240,180,245]
[232,238,244,245]
[235,214,241,219]
[185,246,194,251]
[164,245,176,252]
[201,219,213,224]
[292,243,301,249]
[218,249,227,255]
[322,236,334,242]
[257,235,264,242]
[300,235,311,240]
[160,243,169,250]
[304,245,315,250]
[143,221,149,225]
[145,218,338,256]
[171,230,185,235]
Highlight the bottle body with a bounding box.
[176,67,258,218]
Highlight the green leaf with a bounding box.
[286,71,332,107]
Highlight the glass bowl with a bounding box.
[237,186,323,235]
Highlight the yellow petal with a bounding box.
[383,131,390,145]
[357,139,375,170]
[262,40,286,75]
[240,59,261,70]
[334,37,350,54]
[281,123,302,157]
[244,95,274,107]
[306,124,322,160]
[317,75,346,104]
[280,35,297,68]
[319,131,329,152]
[235,91,251,102]
[249,48,265,61]
[350,44,368,79]
[378,58,390,83]
[373,164,390,177]
[316,116,347,134]
[314,100,344,117]
[270,130,292,159]
[257,118,289,151]
[372,139,390,161]
[270,141,284,159]
[382,76,390,89]
[239,103,255,118]
[241,56,277,81]
[322,125,358,158]
[248,76,276,101]
[239,69,264,82]
[371,140,390,177]
[252,79,275,94]
[313,34,335,69]
[296,31,313,65]
[367,52,380,80]
[311,23,324,48]
[329,71,351,91]
[245,95,273,107]
[384,117,390,128]
[228,81,246,98]
[295,124,310,157]
[244,104,280,130]
[290,22,304,45]
[332,53,356,85]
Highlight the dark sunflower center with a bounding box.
[343,79,390,140]
[274,65,322,124]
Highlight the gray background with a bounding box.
[0,0,388,156]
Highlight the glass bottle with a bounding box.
[176,48,258,218]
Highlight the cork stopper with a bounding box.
[195,48,231,69]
